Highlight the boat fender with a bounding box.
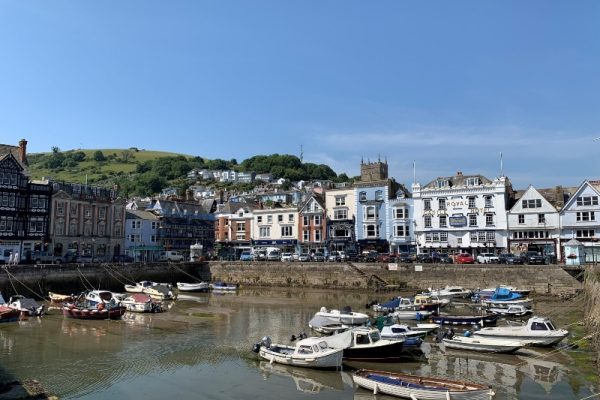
[97,303,105,311]
[251,343,261,353]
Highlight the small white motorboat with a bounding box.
[352,369,495,399]
[252,336,343,369]
[425,286,472,300]
[380,324,427,340]
[442,335,527,353]
[473,316,569,347]
[176,282,209,292]
[7,295,45,317]
[121,293,163,313]
[209,282,238,292]
[308,315,351,335]
[413,323,441,334]
[315,306,369,325]
[392,309,432,321]
[487,304,533,317]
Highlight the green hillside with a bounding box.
[27,148,191,184]
[26,148,346,197]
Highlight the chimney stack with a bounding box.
[456,171,463,176]
[18,139,28,165]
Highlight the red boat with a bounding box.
[0,305,21,323]
[62,302,126,320]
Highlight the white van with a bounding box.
[160,251,185,262]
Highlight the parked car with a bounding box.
[476,253,500,264]
[345,251,358,261]
[267,250,282,261]
[112,254,134,263]
[455,253,475,264]
[239,251,253,261]
[524,251,546,265]
[280,252,293,262]
[498,253,524,265]
[359,251,379,262]
[30,251,62,264]
[327,251,341,262]
[159,251,184,262]
[298,253,311,262]
[377,253,396,263]
[415,254,433,263]
[438,254,454,264]
[397,252,413,263]
[312,252,326,262]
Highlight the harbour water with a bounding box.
[0,288,597,399]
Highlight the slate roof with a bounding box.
[423,173,492,189]
[513,186,578,210]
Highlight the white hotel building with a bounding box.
[411,172,513,255]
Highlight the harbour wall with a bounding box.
[0,261,582,296]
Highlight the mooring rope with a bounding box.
[170,263,203,283]
[76,266,95,291]
[2,266,47,300]
[101,264,133,287]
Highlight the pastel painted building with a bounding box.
[252,206,299,251]
[559,180,600,263]
[298,194,327,254]
[325,187,356,253]
[507,186,565,259]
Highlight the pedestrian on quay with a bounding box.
[13,252,19,265]
[7,252,14,265]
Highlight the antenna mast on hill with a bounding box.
[500,152,504,177]
[300,145,303,163]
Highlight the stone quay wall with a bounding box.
[204,261,582,294]
[0,261,582,295]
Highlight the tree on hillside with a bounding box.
[121,150,134,163]
[93,150,106,162]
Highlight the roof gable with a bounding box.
[0,153,25,173]
[560,180,600,213]
[508,185,558,213]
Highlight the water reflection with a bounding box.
[256,360,348,394]
[0,288,596,400]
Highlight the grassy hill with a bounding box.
[27,148,191,184]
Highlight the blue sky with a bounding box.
[1,1,599,189]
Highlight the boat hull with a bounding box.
[258,346,343,369]
[352,369,494,400]
[431,315,499,326]
[62,305,127,320]
[442,337,523,353]
[343,340,405,362]
[473,331,567,347]
[0,307,20,323]
[177,282,209,292]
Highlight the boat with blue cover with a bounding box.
[481,287,532,309]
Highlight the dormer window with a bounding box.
[436,179,449,188]
[359,191,367,202]
[375,190,383,201]
[465,177,480,186]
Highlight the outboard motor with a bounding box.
[252,336,272,353]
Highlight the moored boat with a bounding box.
[121,293,163,313]
[7,295,45,317]
[315,306,369,325]
[480,287,532,309]
[431,314,499,326]
[48,292,74,304]
[62,303,126,320]
[325,327,405,362]
[308,315,351,335]
[176,282,209,292]
[487,304,533,317]
[352,369,495,399]
[424,286,473,300]
[209,281,238,292]
[473,316,568,347]
[380,324,427,340]
[392,309,433,321]
[252,336,343,369]
[0,305,20,323]
[442,335,527,353]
